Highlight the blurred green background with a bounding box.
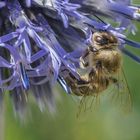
[2,1,140,140]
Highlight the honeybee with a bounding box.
[62,31,121,95]
[59,31,131,111]
[78,31,122,94]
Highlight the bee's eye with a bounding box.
[96,36,102,42]
[95,36,108,45]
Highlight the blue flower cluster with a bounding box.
[0,0,140,114]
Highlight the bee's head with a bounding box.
[92,31,118,50]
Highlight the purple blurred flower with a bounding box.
[0,0,140,116]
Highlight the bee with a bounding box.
[59,31,131,111]
[78,31,122,94]
[62,31,121,95]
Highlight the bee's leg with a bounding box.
[59,66,70,78]
[88,68,96,81]
[60,66,82,85]
[76,79,90,88]
[80,49,90,68]
[80,59,89,68]
[88,60,101,74]
[81,48,90,59]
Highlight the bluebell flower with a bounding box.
[0,0,140,115]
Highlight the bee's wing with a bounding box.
[109,68,132,112]
[76,63,107,116]
[76,94,101,117]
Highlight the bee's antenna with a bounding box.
[93,14,107,25]
[92,14,109,33]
